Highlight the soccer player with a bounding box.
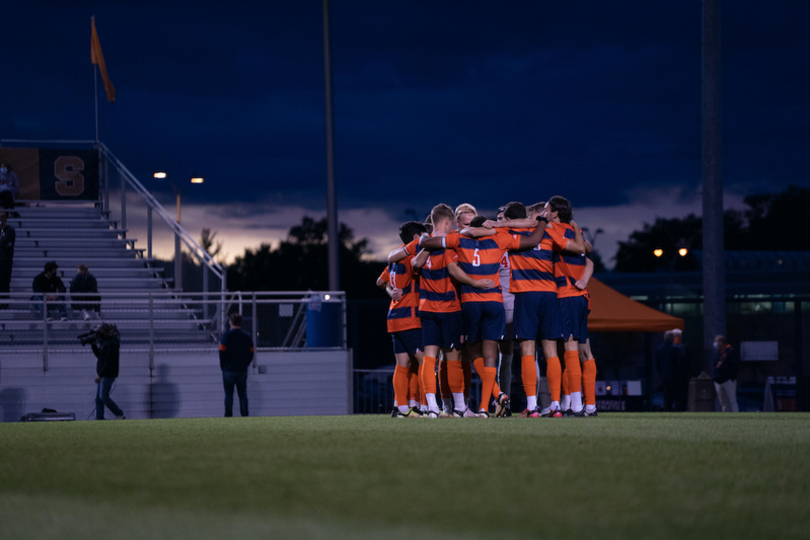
[389,204,492,417]
[572,256,598,417]
[473,200,586,417]
[377,221,427,418]
[495,205,516,416]
[543,196,592,416]
[421,211,546,417]
[454,203,478,406]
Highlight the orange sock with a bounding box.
[438,360,451,400]
[408,363,420,404]
[393,365,409,409]
[473,357,501,400]
[422,356,438,398]
[546,356,562,402]
[582,358,597,406]
[447,360,465,394]
[563,350,582,393]
[478,367,498,412]
[521,355,537,397]
[462,360,472,401]
[562,367,570,396]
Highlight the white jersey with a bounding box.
[499,252,514,312]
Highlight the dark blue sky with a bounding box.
[3,1,809,241]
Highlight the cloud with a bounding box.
[120,183,746,274]
[575,184,747,268]
[119,196,403,266]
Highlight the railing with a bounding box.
[0,290,347,366]
[96,143,225,300]
[0,139,226,306]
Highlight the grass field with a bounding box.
[1,414,809,539]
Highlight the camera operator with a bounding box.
[92,324,126,420]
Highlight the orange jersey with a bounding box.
[406,237,461,313]
[380,254,421,333]
[552,223,589,299]
[507,225,569,293]
[443,230,521,303]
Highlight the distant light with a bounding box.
[653,249,664,258]
[153,172,167,179]
[778,259,784,265]
[324,294,331,300]
[190,177,204,184]
[606,385,612,392]
[678,248,688,257]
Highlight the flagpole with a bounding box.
[94,65,99,143]
[92,16,99,144]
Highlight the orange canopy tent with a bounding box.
[587,278,684,333]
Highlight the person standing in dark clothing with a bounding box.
[0,162,19,210]
[713,334,740,412]
[670,329,689,411]
[0,211,15,309]
[32,261,68,320]
[92,323,125,419]
[219,312,255,417]
[70,264,101,320]
[656,329,688,411]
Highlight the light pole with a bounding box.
[153,172,204,291]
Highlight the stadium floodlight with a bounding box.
[190,177,204,184]
[678,248,688,257]
[154,172,167,179]
[653,249,664,258]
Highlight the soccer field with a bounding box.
[1,414,808,540]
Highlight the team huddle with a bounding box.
[377,196,598,418]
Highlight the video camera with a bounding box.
[78,331,99,346]
[77,323,120,346]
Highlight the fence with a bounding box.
[0,290,347,360]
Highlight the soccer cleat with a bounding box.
[520,408,540,418]
[476,410,491,418]
[540,406,563,418]
[114,415,126,420]
[438,410,452,418]
[426,410,440,418]
[395,408,423,418]
[390,408,398,418]
[463,407,478,418]
[583,409,598,417]
[562,409,586,418]
[494,393,511,418]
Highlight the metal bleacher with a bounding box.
[0,200,219,351]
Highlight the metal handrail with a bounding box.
[1,138,226,288]
[97,143,225,279]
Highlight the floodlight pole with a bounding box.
[323,0,340,292]
[701,0,725,372]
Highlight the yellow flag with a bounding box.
[91,17,116,103]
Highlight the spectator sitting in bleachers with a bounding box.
[32,261,68,321]
[70,264,101,320]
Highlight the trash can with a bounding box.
[688,371,715,412]
[306,294,341,348]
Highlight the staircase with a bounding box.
[0,201,218,350]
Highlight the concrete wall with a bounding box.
[0,349,352,422]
